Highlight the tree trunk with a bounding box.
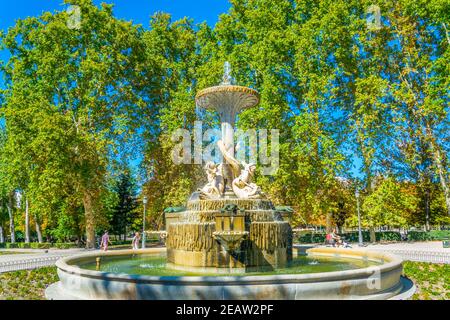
[369,228,376,243]
[34,215,43,243]
[435,157,450,216]
[443,23,450,46]
[426,126,450,216]
[425,188,430,231]
[325,211,332,233]
[25,198,30,243]
[7,193,15,243]
[0,225,4,243]
[83,190,96,249]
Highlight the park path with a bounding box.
[365,241,450,264]
[0,243,163,273]
[295,241,450,264]
[0,248,93,273]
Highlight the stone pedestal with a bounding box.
[166,198,292,271]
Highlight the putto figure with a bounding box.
[199,161,225,199]
[232,162,263,199]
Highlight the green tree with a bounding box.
[142,13,204,218]
[1,0,148,247]
[110,171,138,240]
[362,177,420,229]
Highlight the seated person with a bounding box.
[331,229,341,247]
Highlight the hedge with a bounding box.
[296,230,449,243]
[407,231,431,241]
[429,230,450,240]
[296,231,401,243]
[408,230,450,241]
[0,239,161,249]
[4,242,52,249]
[110,237,160,246]
[0,242,77,249]
[52,243,79,249]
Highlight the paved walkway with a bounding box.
[365,241,450,264]
[0,248,92,273]
[0,244,164,273]
[296,241,450,264]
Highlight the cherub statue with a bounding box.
[198,161,225,199]
[232,162,264,199]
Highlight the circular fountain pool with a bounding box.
[45,247,414,300]
[79,252,380,276]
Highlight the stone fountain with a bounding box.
[166,62,292,271]
[46,62,414,300]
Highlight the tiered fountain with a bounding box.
[165,62,292,272]
[46,63,414,300]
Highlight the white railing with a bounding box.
[379,249,450,264]
[0,255,65,273]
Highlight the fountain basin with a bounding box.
[45,247,414,300]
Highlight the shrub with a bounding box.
[428,230,450,240]
[408,231,431,241]
[296,233,325,244]
[338,231,371,242]
[110,240,132,246]
[408,230,450,241]
[53,243,78,249]
[296,230,450,243]
[296,231,401,243]
[29,243,51,249]
[376,231,401,242]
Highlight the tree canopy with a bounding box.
[0,0,448,245]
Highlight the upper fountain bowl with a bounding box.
[195,85,260,113]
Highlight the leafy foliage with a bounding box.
[0,0,449,245]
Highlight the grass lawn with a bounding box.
[0,262,448,300]
[0,267,58,300]
[403,261,450,300]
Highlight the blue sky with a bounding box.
[0,0,230,30]
[0,1,231,96]
[0,0,231,74]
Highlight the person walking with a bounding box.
[100,231,110,251]
[132,232,141,250]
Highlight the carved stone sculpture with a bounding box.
[198,161,225,199]
[232,162,263,199]
[196,62,264,199]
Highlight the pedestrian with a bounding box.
[132,232,141,250]
[100,230,110,251]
